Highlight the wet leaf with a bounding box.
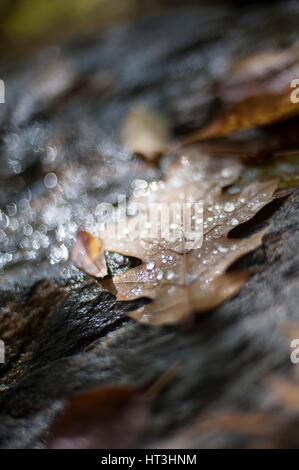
[46,384,150,449]
[46,363,180,449]
[121,105,171,161]
[183,44,299,142]
[70,229,108,278]
[92,147,280,325]
[197,94,298,140]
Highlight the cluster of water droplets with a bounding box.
[117,153,273,294]
[0,139,271,291]
[0,172,77,275]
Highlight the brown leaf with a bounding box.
[182,44,299,142]
[46,384,150,449]
[196,94,298,140]
[96,147,279,325]
[71,229,108,278]
[46,363,180,449]
[121,105,171,161]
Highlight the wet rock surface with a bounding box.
[1,1,299,448]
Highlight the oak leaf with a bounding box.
[46,363,179,449]
[46,384,150,449]
[70,229,108,278]
[85,147,280,326]
[183,44,299,142]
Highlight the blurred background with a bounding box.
[2,0,299,450]
[0,0,259,60]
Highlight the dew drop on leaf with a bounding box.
[223,202,235,212]
[146,261,155,270]
[166,270,175,280]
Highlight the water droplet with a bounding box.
[44,172,58,189]
[23,224,33,236]
[223,202,235,212]
[156,271,163,280]
[218,245,228,253]
[32,239,40,250]
[48,244,68,264]
[146,261,155,270]
[166,270,175,280]
[18,199,31,213]
[231,218,239,226]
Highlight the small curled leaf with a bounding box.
[71,229,108,278]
